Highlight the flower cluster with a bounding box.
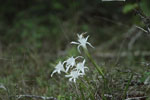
[51,32,94,83]
[51,56,88,83]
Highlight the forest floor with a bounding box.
[0,16,150,100]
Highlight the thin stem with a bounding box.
[123,74,133,100]
[83,48,110,99]
[83,49,105,79]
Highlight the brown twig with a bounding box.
[16,94,57,100]
[95,51,150,58]
[125,96,148,100]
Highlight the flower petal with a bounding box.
[51,70,57,77]
[73,78,76,83]
[66,65,71,72]
[71,41,79,45]
[75,56,83,60]
[77,45,81,53]
[85,35,89,41]
[87,42,94,48]
[69,78,73,82]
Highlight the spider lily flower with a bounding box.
[75,59,88,74]
[71,32,94,53]
[63,56,83,72]
[65,70,84,83]
[51,61,65,77]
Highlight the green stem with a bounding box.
[83,49,105,79]
[83,49,110,96]
[123,74,133,99]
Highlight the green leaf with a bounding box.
[123,4,138,14]
[140,0,150,16]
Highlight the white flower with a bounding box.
[75,59,88,74]
[65,70,84,83]
[51,61,65,77]
[63,56,82,72]
[71,32,94,53]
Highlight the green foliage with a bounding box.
[0,0,150,49]
[140,0,150,16]
[123,1,150,16]
[140,72,150,83]
[123,3,138,14]
[67,47,79,57]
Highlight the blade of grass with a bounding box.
[123,74,133,99]
[78,82,85,100]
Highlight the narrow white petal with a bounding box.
[83,59,86,64]
[58,70,61,74]
[85,66,89,69]
[65,74,71,77]
[63,61,67,65]
[71,41,79,45]
[66,65,70,72]
[75,56,83,60]
[77,45,81,53]
[73,78,76,83]
[69,78,73,82]
[51,70,57,77]
[87,42,94,48]
[85,35,89,41]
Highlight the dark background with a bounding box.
[0,0,150,99]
